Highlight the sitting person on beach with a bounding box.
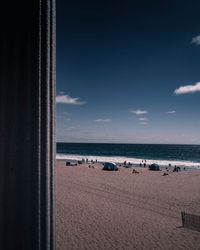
[132,169,139,174]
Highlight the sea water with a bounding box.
[56,143,200,169]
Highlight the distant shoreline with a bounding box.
[56,158,200,171]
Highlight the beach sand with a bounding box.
[56,160,200,250]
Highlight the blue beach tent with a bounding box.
[149,163,160,171]
[102,162,118,171]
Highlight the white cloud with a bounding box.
[95,119,112,123]
[191,35,200,45]
[130,109,148,115]
[174,82,200,95]
[166,110,176,114]
[56,94,86,105]
[138,117,148,121]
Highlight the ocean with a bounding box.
[56,143,200,169]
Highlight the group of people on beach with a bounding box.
[122,159,185,172]
[81,158,98,164]
[122,160,148,168]
[139,160,147,168]
[76,158,186,173]
[88,165,95,169]
[167,164,185,172]
[173,165,181,172]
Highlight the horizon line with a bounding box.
[56,141,200,146]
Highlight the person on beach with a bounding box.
[132,169,139,174]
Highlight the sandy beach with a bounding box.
[56,160,200,250]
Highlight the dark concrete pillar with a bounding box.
[0,1,56,249]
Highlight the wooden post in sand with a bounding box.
[0,1,56,249]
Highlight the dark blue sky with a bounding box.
[57,0,200,144]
